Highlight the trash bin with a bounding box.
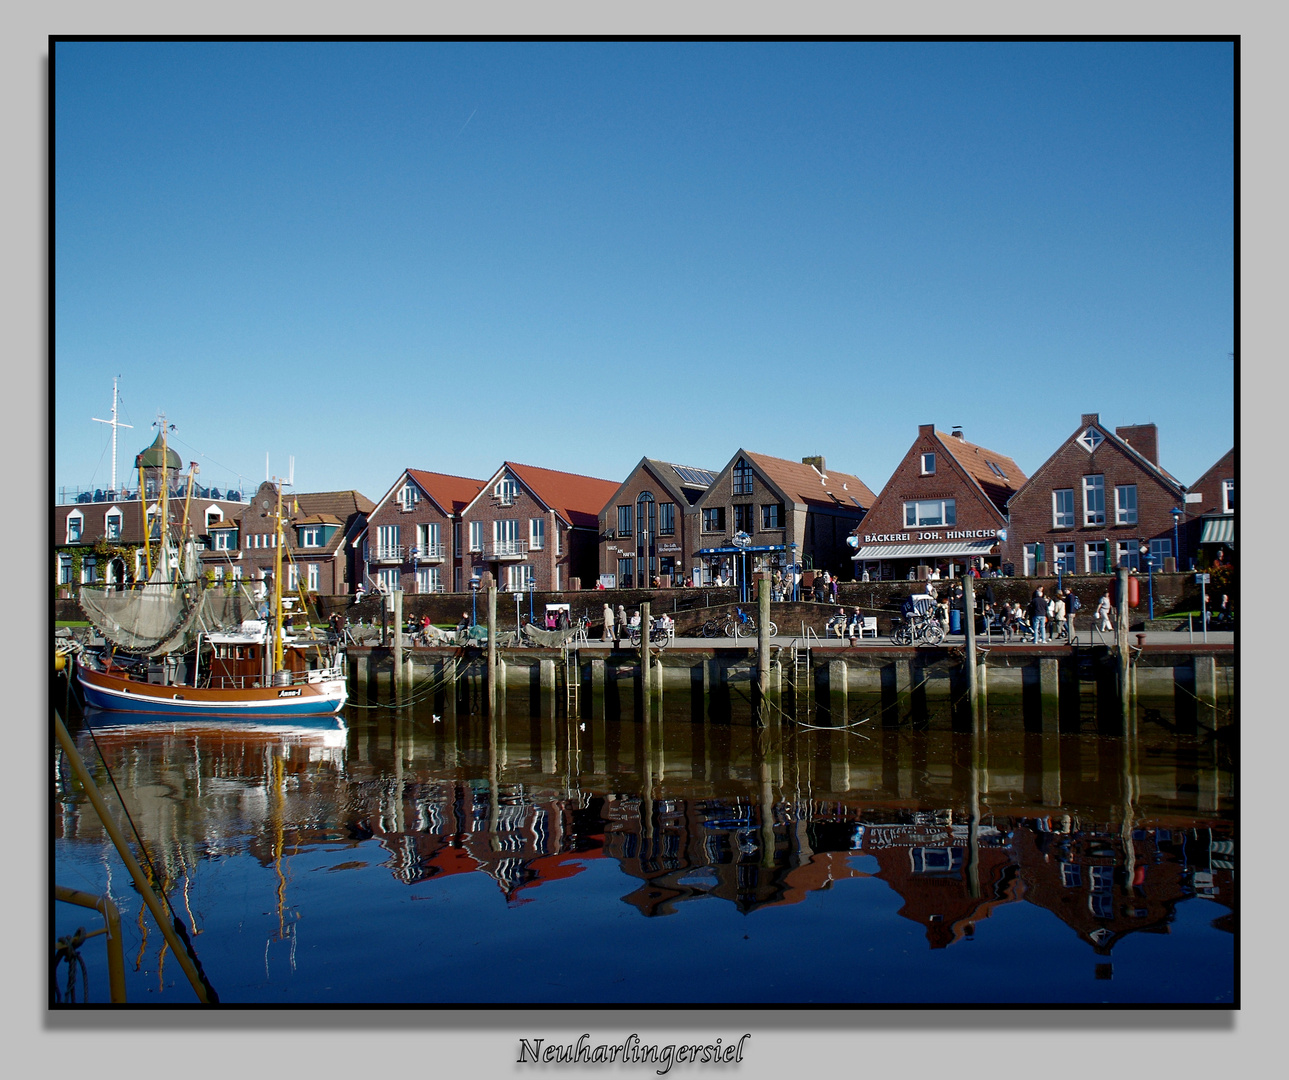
[950,608,962,634]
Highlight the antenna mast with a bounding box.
[92,377,132,493]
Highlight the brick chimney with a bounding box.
[801,455,826,474]
[1115,424,1159,465]
[1081,413,1100,428]
[918,424,934,437]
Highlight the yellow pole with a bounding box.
[54,714,213,1003]
[274,483,285,675]
[138,462,152,579]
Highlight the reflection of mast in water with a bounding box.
[266,748,300,974]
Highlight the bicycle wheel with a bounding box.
[893,623,912,646]
[725,620,737,638]
[628,629,641,646]
[767,621,778,638]
[923,621,945,645]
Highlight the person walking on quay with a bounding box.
[602,601,614,642]
[1065,589,1080,643]
[829,575,839,604]
[1052,591,1067,641]
[1096,590,1114,633]
[616,604,628,648]
[1029,587,1048,643]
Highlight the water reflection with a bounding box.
[54,701,1233,1001]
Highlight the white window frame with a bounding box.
[104,508,122,540]
[469,521,483,552]
[306,563,319,592]
[376,524,401,560]
[920,452,936,476]
[1023,543,1039,577]
[903,499,956,528]
[300,526,322,548]
[377,567,400,592]
[66,512,83,544]
[1052,488,1075,529]
[416,566,442,593]
[400,484,419,511]
[1085,541,1107,574]
[555,524,562,555]
[1077,426,1105,452]
[495,477,519,505]
[507,564,534,591]
[529,518,545,551]
[213,530,235,551]
[1115,541,1140,570]
[287,563,299,591]
[1082,475,1105,526]
[204,506,221,531]
[57,553,73,584]
[1114,484,1138,525]
[81,554,98,584]
[1221,479,1234,514]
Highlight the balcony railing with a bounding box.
[370,544,405,564]
[483,539,529,560]
[411,543,446,563]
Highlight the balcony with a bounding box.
[483,539,529,561]
[369,544,405,565]
[411,543,446,563]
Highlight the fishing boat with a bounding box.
[74,426,347,720]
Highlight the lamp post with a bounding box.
[470,576,479,626]
[1171,507,1183,570]
[515,591,522,635]
[789,542,798,602]
[1140,543,1155,620]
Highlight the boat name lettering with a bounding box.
[277,688,302,698]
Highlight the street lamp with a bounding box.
[1140,542,1154,619]
[470,576,479,626]
[1171,507,1183,570]
[789,542,798,602]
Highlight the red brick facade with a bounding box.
[852,426,1025,580]
[360,469,485,595]
[597,458,715,587]
[1001,414,1188,575]
[460,462,618,593]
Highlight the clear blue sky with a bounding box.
[54,40,1234,503]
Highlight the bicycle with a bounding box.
[628,618,671,647]
[891,612,945,646]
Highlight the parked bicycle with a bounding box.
[891,611,945,646]
[628,616,672,647]
[700,608,777,639]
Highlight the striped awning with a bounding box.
[852,539,998,561]
[1199,517,1235,545]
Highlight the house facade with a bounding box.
[1185,449,1235,566]
[56,430,250,590]
[851,426,1025,581]
[690,451,876,589]
[1002,415,1187,576]
[459,462,619,592]
[596,458,715,588]
[200,481,374,597]
[357,469,486,595]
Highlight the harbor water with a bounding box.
[53,690,1234,1006]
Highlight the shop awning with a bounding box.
[1199,517,1235,545]
[852,539,999,561]
[697,545,786,555]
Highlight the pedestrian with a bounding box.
[602,601,614,642]
[558,608,570,630]
[1096,590,1113,632]
[829,576,839,603]
[1065,589,1080,642]
[616,604,628,647]
[1052,592,1067,640]
[1029,586,1048,643]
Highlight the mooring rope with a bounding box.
[52,927,90,1004]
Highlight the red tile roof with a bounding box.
[505,462,621,529]
[933,432,1027,513]
[406,469,487,516]
[743,451,878,509]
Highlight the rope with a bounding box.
[52,928,90,1004]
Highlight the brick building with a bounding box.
[357,468,486,594]
[202,481,374,597]
[851,425,1025,580]
[459,462,619,592]
[690,451,876,591]
[56,429,249,590]
[1002,415,1187,576]
[1185,449,1235,565]
[597,458,716,588]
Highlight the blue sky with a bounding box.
[54,40,1234,503]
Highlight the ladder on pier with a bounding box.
[561,646,581,718]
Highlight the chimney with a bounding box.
[918,424,934,437]
[801,455,826,474]
[1080,413,1100,429]
[1116,424,1159,466]
[950,426,964,440]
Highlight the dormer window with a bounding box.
[104,511,122,540]
[1076,427,1105,452]
[920,452,936,476]
[300,526,322,547]
[399,484,419,511]
[496,477,519,505]
[66,511,83,543]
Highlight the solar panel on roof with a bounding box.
[671,466,714,487]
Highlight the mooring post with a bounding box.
[640,600,651,698]
[757,573,770,701]
[963,574,979,720]
[392,589,404,700]
[1116,566,1131,730]
[487,585,498,715]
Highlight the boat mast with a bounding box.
[92,377,132,495]
[273,480,285,675]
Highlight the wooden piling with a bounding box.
[757,574,770,699]
[1116,566,1131,730]
[487,585,498,715]
[963,574,979,721]
[640,600,651,698]
[392,589,403,700]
